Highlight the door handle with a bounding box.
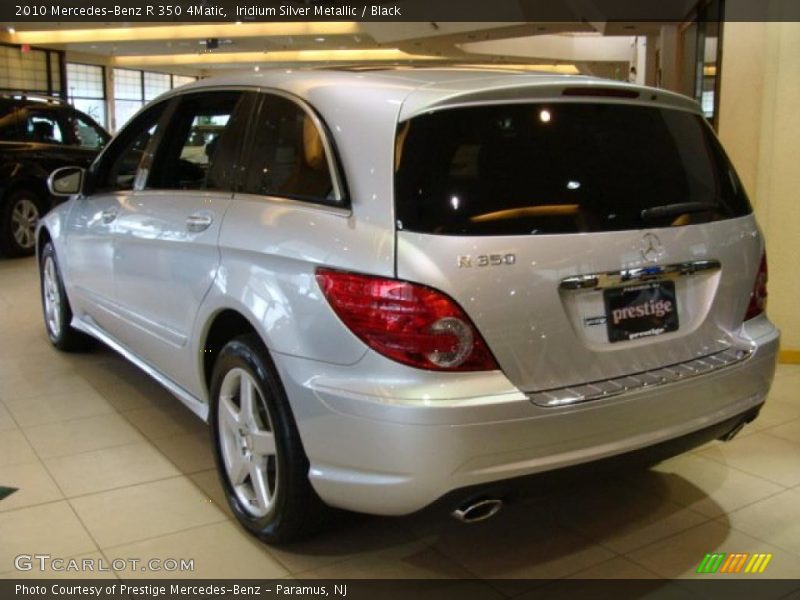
[101,209,117,224]
[186,212,213,233]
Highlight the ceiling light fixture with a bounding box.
[113,48,442,67]
[10,22,360,45]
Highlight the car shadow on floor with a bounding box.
[81,350,737,581]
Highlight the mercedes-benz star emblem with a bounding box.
[640,233,664,263]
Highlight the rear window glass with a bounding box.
[395,103,751,236]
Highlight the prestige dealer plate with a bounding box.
[604,280,679,343]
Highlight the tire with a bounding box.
[1,188,44,257]
[39,241,93,352]
[209,333,327,543]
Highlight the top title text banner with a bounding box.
[5,0,800,22]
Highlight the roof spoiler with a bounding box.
[399,79,699,121]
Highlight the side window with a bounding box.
[24,111,64,144]
[243,94,335,203]
[94,102,167,192]
[67,113,106,149]
[147,91,244,191]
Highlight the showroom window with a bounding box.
[113,68,145,131]
[113,68,197,131]
[66,63,106,128]
[0,43,63,97]
[144,71,171,101]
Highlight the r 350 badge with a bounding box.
[458,254,517,268]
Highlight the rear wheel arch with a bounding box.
[201,308,263,395]
[3,175,48,207]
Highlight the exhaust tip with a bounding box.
[718,420,747,442]
[452,498,503,524]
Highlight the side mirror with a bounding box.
[48,166,85,197]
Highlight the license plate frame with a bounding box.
[603,280,679,343]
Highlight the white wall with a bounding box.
[718,21,800,354]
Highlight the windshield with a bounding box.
[394,103,751,236]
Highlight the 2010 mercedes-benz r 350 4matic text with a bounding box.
[38,69,779,542]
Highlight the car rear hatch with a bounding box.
[393,77,762,399]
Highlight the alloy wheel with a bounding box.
[217,367,279,517]
[42,255,62,339]
[11,198,39,250]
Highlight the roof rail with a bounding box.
[0,91,66,105]
[314,63,531,74]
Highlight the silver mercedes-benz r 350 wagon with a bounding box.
[38,68,779,542]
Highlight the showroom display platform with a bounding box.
[1,256,799,583]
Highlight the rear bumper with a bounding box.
[274,318,779,515]
[430,403,763,514]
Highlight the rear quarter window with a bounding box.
[394,103,752,236]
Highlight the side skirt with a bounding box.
[73,315,209,422]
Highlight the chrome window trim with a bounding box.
[559,260,722,291]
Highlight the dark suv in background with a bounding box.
[0,93,109,256]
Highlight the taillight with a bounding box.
[744,253,768,321]
[315,269,499,371]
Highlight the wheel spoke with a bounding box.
[218,395,241,432]
[226,451,250,486]
[250,462,272,511]
[239,376,256,426]
[250,430,276,457]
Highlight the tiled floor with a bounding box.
[1,256,800,586]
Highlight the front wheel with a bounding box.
[39,241,92,352]
[209,333,327,543]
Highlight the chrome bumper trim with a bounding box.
[528,346,753,408]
